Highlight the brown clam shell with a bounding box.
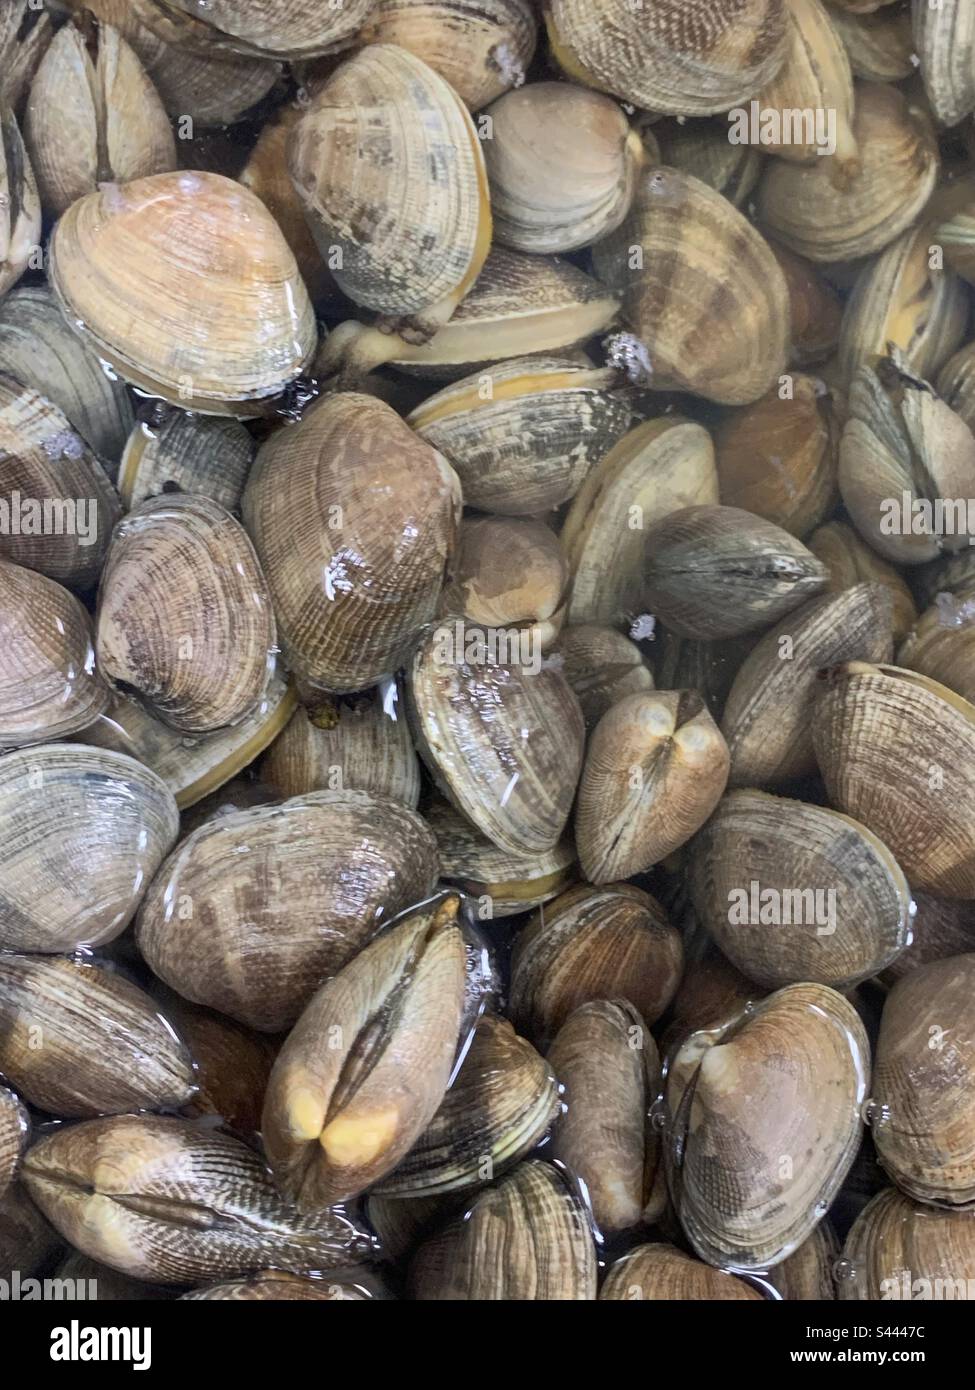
[0,1088,28,1202]
[599,1243,765,1301]
[839,1186,975,1300]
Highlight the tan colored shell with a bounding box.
[593,168,790,405]
[721,583,894,786]
[409,1159,597,1299]
[771,246,843,367]
[243,393,460,695]
[813,663,975,896]
[406,624,585,856]
[0,1088,29,1203]
[54,1252,175,1302]
[767,1223,839,1299]
[808,520,917,644]
[0,1181,63,1278]
[96,494,275,734]
[510,884,683,1046]
[757,83,939,262]
[118,408,254,513]
[440,516,567,648]
[938,204,975,288]
[48,172,317,416]
[183,1271,379,1301]
[689,789,913,990]
[365,1191,466,1263]
[261,685,420,810]
[23,21,176,218]
[831,4,914,82]
[0,955,196,1118]
[22,1115,376,1284]
[0,107,40,301]
[135,789,439,1033]
[652,120,763,210]
[552,625,654,730]
[0,374,121,587]
[407,356,632,516]
[159,997,274,1138]
[872,955,975,1206]
[938,341,975,433]
[356,0,537,110]
[756,0,858,174]
[263,897,466,1209]
[545,0,788,116]
[668,983,868,1269]
[0,561,109,749]
[600,1244,764,1301]
[662,942,763,1056]
[898,592,975,705]
[576,690,729,884]
[913,0,975,127]
[132,0,371,61]
[563,418,719,629]
[178,774,280,835]
[0,743,178,953]
[839,1187,975,1300]
[0,2,52,110]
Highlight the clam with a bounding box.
[938,341,975,433]
[118,407,254,513]
[136,789,439,1032]
[662,942,762,1055]
[96,494,275,733]
[839,1186,975,1300]
[160,996,274,1138]
[757,83,938,262]
[642,505,829,640]
[808,520,917,644]
[600,1244,764,1301]
[22,1114,376,1284]
[24,19,176,218]
[510,884,683,1046]
[689,789,914,990]
[880,891,975,987]
[374,1012,560,1198]
[757,0,858,176]
[263,896,466,1209]
[0,743,178,953]
[831,4,915,83]
[913,0,975,127]
[576,690,730,884]
[0,562,109,749]
[899,591,975,705]
[55,1252,175,1302]
[261,684,420,810]
[0,106,40,301]
[243,393,460,695]
[562,418,719,630]
[548,1000,662,1236]
[592,168,790,405]
[48,172,317,416]
[771,246,843,368]
[0,1,52,110]
[552,625,654,731]
[182,1272,377,1301]
[544,0,788,115]
[667,983,869,1269]
[871,955,975,1206]
[938,203,975,289]
[0,1182,62,1280]
[653,632,757,722]
[0,1087,28,1202]
[652,119,763,210]
[406,624,584,856]
[767,1223,839,1300]
[0,955,197,1118]
[179,774,281,835]
[721,582,895,786]
[409,1159,597,1300]
[913,550,975,613]
[812,663,975,897]
[440,516,567,649]
[131,0,373,60]
[356,0,537,110]
[407,355,631,516]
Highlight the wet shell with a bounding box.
[0,743,178,953]
[0,1088,28,1202]
[48,172,317,415]
[118,408,254,513]
[135,789,439,1032]
[182,1271,375,1301]
[406,625,585,856]
[409,1159,597,1299]
[872,955,975,1206]
[0,955,196,1118]
[668,983,869,1269]
[913,0,975,127]
[55,1251,175,1301]
[938,341,975,434]
[832,4,914,83]
[552,625,654,730]
[22,1115,376,1284]
[662,942,762,1056]
[771,245,843,368]
[510,884,683,1046]
[767,1222,839,1300]
[839,1186,975,1300]
[135,0,373,61]
[689,789,913,990]
[0,2,52,111]
[756,0,858,174]
[0,106,40,302]
[652,119,763,210]
[243,393,460,695]
[600,1244,764,1301]
[263,897,466,1209]
[0,561,109,749]
[158,996,274,1138]
[96,494,275,733]
[898,592,975,705]
[808,520,917,644]
[880,891,975,987]
[0,1182,63,1279]
[439,516,567,647]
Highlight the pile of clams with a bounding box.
[4,0,975,1306]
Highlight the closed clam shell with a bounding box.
[771,246,843,368]
[767,1222,839,1299]
[642,505,829,640]
[0,1182,62,1279]
[756,0,858,174]
[374,1011,560,1198]
[552,624,654,731]
[243,393,460,695]
[812,663,975,897]
[653,119,763,210]
[406,625,585,856]
[898,594,975,705]
[48,172,317,416]
[0,2,52,111]
[510,884,683,1046]
[0,955,196,1118]
[135,0,373,60]
[118,408,254,513]
[808,521,917,645]
[548,1000,661,1236]
[593,168,790,405]
[263,897,466,1209]
[880,891,975,987]
[832,4,914,83]
[182,1271,376,1301]
[872,955,975,1206]
[689,790,914,990]
[407,356,631,516]
[938,341,975,433]
[600,1244,764,1301]
[409,1159,597,1299]
[55,1251,175,1301]
[0,1088,28,1202]
[439,516,567,648]
[668,983,869,1269]
[839,1186,975,1300]
[0,563,109,747]
[721,583,895,786]
[576,690,730,884]
[158,996,274,1137]
[136,789,439,1032]
[662,942,762,1056]
[545,0,787,115]
[913,0,975,127]
[0,743,178,953]
[0,107,40,302]
[22,1114,376,1284]
[96,494,275,734]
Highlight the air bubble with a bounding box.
[861,1097,892,1129]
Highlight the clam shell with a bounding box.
[880,890,975,987]
[118,407,254,513]
[839,1186,975,1299]
[662,941,762,1056]
[756,0,858,173]
[0,1182,63,1280]
[182,1272,376,1301]
[0,2,52,111]
[767,1222,839,1300]
[913,0,975,127]
[135,0,373,60]
[653,119,763,210]
[771,245,843,368]
[440,515,567,648]
[938,340,975,433]
[161,996,274,1138]
[552,624,654,731]
[54,1251,174,1301]
[898,594,975,705]
[0,1088,28,1202]
[600,1244,764,1301]
[808,520,917,645]
[832,4,914,83]
[0,107,40,301]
